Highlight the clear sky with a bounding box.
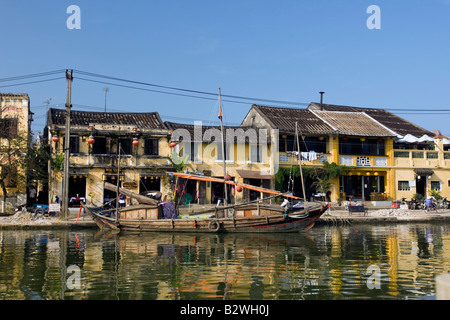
[1,0,450,137]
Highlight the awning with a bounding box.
[413,168,434,176]
[236,169,273,180]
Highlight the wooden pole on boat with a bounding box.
[295,122,307,201]
[115,142,121,223]
[219,88,229,213]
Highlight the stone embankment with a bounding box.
[0,205,449,229]
[320,206,450,224]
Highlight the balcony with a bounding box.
[279,151,331,165]
[339,155,388,167]
[68,153,171,168]
[394,149,450,167]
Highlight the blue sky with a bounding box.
[1,0,450,137]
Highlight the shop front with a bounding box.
[340,172,386,201]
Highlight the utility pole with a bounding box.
[61,69,73,220]
[104,87,109,112]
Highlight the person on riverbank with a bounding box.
[118,193,126,208]
[425,196,436,211]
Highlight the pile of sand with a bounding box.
[367,209,411,217]
[3,211,52,225]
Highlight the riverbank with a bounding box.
[0,205,449,230]
[319,206,450,224]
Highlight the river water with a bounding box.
[0,222,449,300]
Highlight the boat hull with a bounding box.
[84,203,329,233]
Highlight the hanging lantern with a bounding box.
[224,174,232,181]
[236,185,243,192]
[52,135,60,143]
[170,141,177,148]
[88,135,95,144]
[132,137,139,146]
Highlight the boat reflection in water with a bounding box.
[0,223,449,300]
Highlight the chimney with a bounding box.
[319,92,325,110]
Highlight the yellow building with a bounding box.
[46,108,173,207]
[165,121,273,205]
[0,93,33,211]
[239,102,449,204]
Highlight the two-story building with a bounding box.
[46,108,173,207]
[0,93,33,211]
[164,121,273,205]
[241,104,398,203]
[311,102,450,202]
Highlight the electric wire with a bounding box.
[1,69,450,114]
[0,69,66,83]
[0,77,64,89]
[74,69,310,106]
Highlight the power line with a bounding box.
[74,69,310,106]
[0,70,66,83]
[2,69,450,114]
[0,77,64,88]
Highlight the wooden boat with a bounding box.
[83,172,329,233]
[83,201,329,233]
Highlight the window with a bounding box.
[448,180,450,187]
[217,142,232,161]
[0,118,19,138]
[118,138,132,155]
[339,138,385,156]
[144,138,159,155]
[398,181,410,191]
[93,137,107,154]
[250,145,262,163]
[63,136,80,153]
[431,181,441,191]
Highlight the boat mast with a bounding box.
[295,122,307,201]
[115,142,121,223]
[218,88,228,208]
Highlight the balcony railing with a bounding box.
[394,149,450,167]
[338,155,388,167]
[68,153,170,167]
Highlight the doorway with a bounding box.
[140,176,161,192]
[416,176,426,197]
[68,175,86,206]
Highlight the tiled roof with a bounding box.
[251,105,335,135]
[49,108,167,129]
[308,102,434,138]
[0,93,29,99]
[311,110,396,137]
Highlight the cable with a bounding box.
[74,69,310,106]
[2,69,450,114]
[0,70,66,83]
[0,77,64,88]
[76,77,250,105]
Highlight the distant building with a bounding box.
[0,93,33,211]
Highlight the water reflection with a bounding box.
[0,223,449,300]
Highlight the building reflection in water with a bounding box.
[0,223,449,300]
